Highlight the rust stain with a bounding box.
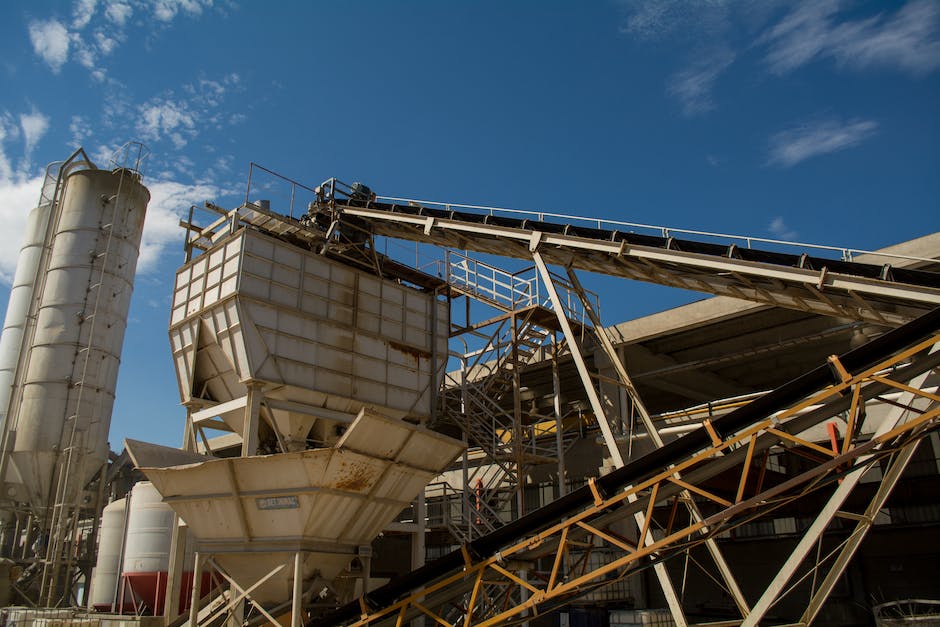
[389,340,431,364]
[334,461,376,491]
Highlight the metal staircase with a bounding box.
[437,253,595,543]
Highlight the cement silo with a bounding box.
[3,164,149,510]
[0,153,94,499]
[88,496,126,612]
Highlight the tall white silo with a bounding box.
[3,164,149,511]
[0,156,91,487]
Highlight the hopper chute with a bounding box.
[125,408,464,605]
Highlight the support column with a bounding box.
[189,551,203,626]
[801,437,924,624]
[552,337,567,497]
[242,383,263,457]
[533,252,687,627]
[291,551,304,627]
[413,490,427,627]
[565,264,750,618]
[165,419,196,621]
[511,314,526,518]
[163,522,188,621]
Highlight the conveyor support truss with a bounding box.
[311,306,940,626]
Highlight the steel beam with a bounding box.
[742,352,937,626]
[327,204,939,325]
[800,436,924,625]
[534,251,689,627]
[566,264,750,618]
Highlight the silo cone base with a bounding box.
[125,408,464,606]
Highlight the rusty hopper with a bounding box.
[169,227,449,453]
[125,408,464,606]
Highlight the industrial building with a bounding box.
[0,152,938,626]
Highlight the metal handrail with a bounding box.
[377,194,936,264]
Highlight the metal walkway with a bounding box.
[308,187,940,327]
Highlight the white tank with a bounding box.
[6,167,149,509]
[88,497,126,611]
[0,201,53,442]
[122,481,174,611]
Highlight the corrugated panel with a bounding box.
[135,413,464,548]
[169,229,447,420]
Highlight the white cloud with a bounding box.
[137,99,196,146]
[28,19,71,73]
[0,176,43,283]
[667,48,735,116]
[139,179,219,272]
[0,174,219,283]
[761,0,940,76]
[72,0,99,30]
[105,1,133,26]
[28,0,221,77]
[768,216,798,241]
[20,111,50,161]
[767,117,878,167]
[152,0,213,23]
[129,74,244,156]
[620,0,733,41]
[70,115,92,146]
[0,116,19,182]
[94,31,119,55]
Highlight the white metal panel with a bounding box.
[88,497,127,610]
[9,169,148,508]
[123,482,174,574]
[169,229,448,432]
[130,413,464,603]
[0,202,53,447]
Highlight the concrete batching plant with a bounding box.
[0,157,937,627]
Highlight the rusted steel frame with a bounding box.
[667,477,732,507]
[765,334,940,424]
[827,355,853,383]
[875,404,940,443]
[576,521,637,553]
[479,520,709,627]
[490,563,540,594]
[394,604,408,627]
[765,427,840,458]
[579,542,595,578]
[351,342,939,626]
[411,601,452,626]
[465,569,485,624]
[870,375,940,404]
[547,526,568,590]
[842,385,863,456]
[473,409,940,626]
[755,448,770,495]
[665,495,681,536]
[735,436,758,503]
[638,483,659,542]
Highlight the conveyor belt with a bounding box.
[316,197,940,326]
[309,306,940,626]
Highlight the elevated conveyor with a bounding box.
[310,306,940,627]
[309,190,940,327]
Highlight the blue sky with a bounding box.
[0,0,938,449]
